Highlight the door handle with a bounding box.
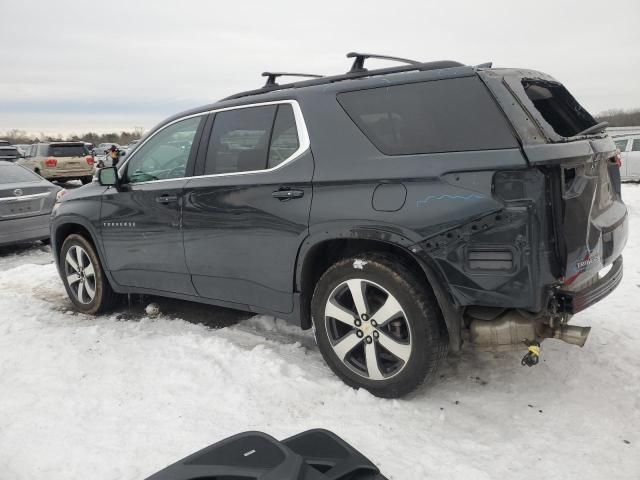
[155,194,178,204]
[272,188,304,200]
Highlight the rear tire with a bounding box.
[60,234,117,314]
[311,253,448,398]
[80,176,93,185]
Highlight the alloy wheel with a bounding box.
[324,279,412,380]
[64,245,96,305]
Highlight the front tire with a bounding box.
[311,254,448,398]
[60,234,117,314]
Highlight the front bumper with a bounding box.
[556,256,623,314]
[0,214,51,246]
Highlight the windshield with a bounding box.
[0,164,42,184]
[49,144,88,157]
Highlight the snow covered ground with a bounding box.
[1,187,639,480]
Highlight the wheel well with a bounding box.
[298,239,443,330]
[53,223,96,261]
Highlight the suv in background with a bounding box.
[614,135,640,181]
[51,54,627,398]
[0,145,21,162]
[20,142,95,184]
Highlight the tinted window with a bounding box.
[205,106,276,175]
[631,139,640,152]
[614,139,628,151]
[37,144,49,156]
[126,116,202,184]
[49,144,87,157]
[268,105,299,168]
[0,164,41,183]
[338,77,518,155]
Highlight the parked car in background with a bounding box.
[614,135,640,181]
[95,142,119,155]
[13,144,31,156]
[0,146,21,162]
[19,142,95,184]
[0,161,61,246]
[51,55,627,398]
[0,140,11,146]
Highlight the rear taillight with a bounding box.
[86,155,95,165]
[45,157,57,167]
[615,150,623,168]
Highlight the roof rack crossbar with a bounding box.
[262,72,323,87]
[346,52,421,73]
[222,60,466,101]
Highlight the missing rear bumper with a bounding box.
[555,256,623,314]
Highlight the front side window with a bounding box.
[204,105,277,175]
[125,116,202,184]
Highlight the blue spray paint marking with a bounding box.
[416,194,485,207]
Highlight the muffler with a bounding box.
[552,324,591,347]
[468,310,537,351]
[467,308,591,350]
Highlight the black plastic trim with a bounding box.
[556,256,623,314]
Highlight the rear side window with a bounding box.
[205,106,277,175]
[0,164,41,183]
[632,140,640,152]
[337,77,518,155]
[268,105,299,168]
[521,80,596,137]
[49,144,87,157]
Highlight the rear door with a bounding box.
[182,101,313,313]
[625,138,640,179]
[613,139,629,178]
[48,143,93,176]
[100,115,205,294]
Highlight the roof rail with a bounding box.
[346,52,421,73]
[262,72,323,87]
[221,56,466,102]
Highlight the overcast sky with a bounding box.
[2,0,639,135]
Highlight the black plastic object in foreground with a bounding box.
[145,429,387,480]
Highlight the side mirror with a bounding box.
[98,166,118,186]
[120,151,126,157]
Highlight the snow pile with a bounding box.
[1,188,639,479]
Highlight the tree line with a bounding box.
[595,109,640,127]
[1,128,145,145]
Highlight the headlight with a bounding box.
[55,189,67,203]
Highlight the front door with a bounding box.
[100,115,205,295]
[182,102,313,313]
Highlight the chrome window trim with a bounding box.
[117,99,310,185]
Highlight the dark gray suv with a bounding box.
[51,53,627,397]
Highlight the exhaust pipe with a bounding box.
[552,324,591,347]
